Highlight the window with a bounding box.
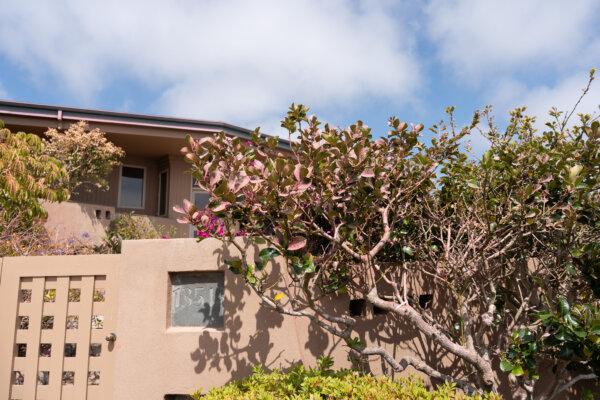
[158,170,169,216]
[192,191,210,210]
[119,166,145,209]
[169,272,224,328]
[190,177,211,237]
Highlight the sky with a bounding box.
[0,0,599,153]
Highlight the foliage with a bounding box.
[194,363,501,400]
[0,120,69,219]
[0,210,100,257]
[104,212,175,253]
[44,121,124,194]
[178,70,600,398]
[503,300,600,380]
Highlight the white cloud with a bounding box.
[426,0,599,80]
[489,71,600,127]
[0,0,420,130]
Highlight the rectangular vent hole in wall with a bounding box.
[66,315,79,329]
[16,343,27,357]
[62,371,75,385]
[13,371,24,385]
[37,371,49,385]
[18,316,29,330]
[349,299,366,317]
[20,289,32,303]
[105,210,111,219]
[68,288,81,302]
[90,343,102,357]
[88,371,100,385]
[95,209,102,219]
[91,315,104,329]
[419,294,433,309]
[44,289,56,302]
[164,395,193,400]
[39,343,52,357]
[93,289,105,302]
[41,316,54,329]
[64,343,77,357]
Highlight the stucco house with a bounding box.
[0,100,288,243]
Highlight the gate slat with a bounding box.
[21,277,45,399]
[72,276,94,399]
[46,276,69,399]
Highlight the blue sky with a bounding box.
[0,0,598,152]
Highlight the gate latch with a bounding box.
[105,332,117,342]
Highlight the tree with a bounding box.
[0,120,69,219]
[44,121,124,194]
[176,70,599,399]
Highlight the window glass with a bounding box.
[158,170,168,216]
[193,191,210,210]
[120,166,144,208]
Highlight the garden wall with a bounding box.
[0,238,423,399]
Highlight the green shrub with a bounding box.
[193,363,501,400]
[105,212,175,252]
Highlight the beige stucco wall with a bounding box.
[43,201,114,244]
[50,154,195,242]
[2,239,594,399]
[111,238,426,398]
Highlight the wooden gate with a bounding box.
[0,255,120,400]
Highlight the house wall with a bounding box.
[52,154,195,241]
[71,155,160,216]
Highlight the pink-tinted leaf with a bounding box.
[173,205,185,214]
[293,164,302,182]
[185,153,196,162]
[176,217,189,224]
[212,202,230,212]
[288,236,307,251]
[228,174,251,193]
[183,199,194,213]
[360,169,375,178]
[210,170,223,186]
[312,139,326,150]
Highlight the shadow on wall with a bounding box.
[184,240,477,391]
[189,241,288,381]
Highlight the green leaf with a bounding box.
[500,359,514,372]
[251,237,267,245]
[558,298,570,316]
[302,254,316,273]
[467,179,479,189]
[511,365,525,376]
[255,259,265,271]
[259,247,281,262]
[225,258,243,274]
